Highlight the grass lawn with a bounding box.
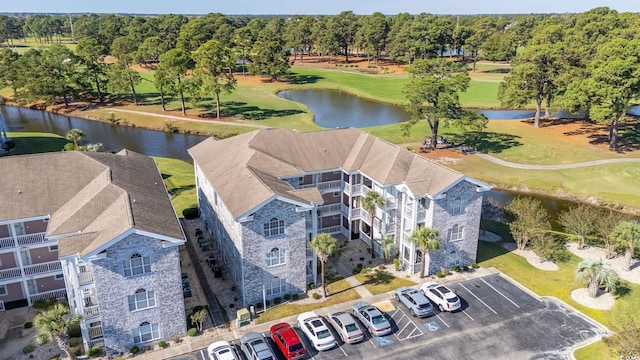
[153,157,197,218]
[2,132,68,155]
[256,279,360,324]
[355,270,416,295]
[477,240,640,360]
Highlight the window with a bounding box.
[333,191,340,197]
[133,322,160,344]
[263,218,284,237]
[450,197,464,215]
[55,274,64,280]
[448,224,464,242]
[123,254,151,277]
[128,289,156,311]
[266,248,286,267]
[48,245,58,252]
[0,285,6,296]
[265,277,286,296]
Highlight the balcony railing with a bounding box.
[16,233,51,246]
[385,222,397,234]
[0,300,4,312]
[350,208,371,223]
[0,267,22,281]
[417,208,426,220]
[0,236,15,250]
[89,325,104,339]
[319,226,342,234]
[84,305,100,319]
[23,260,62,276]
[299,180,342,193]
[318,203,343,216]
[344,184,371,197]
[88,338,104,348]
[385,197,397,209]
[78,272,94,286]
[29,288,67,304]
[306,248,314,258]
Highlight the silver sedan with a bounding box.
[327,309,364,344]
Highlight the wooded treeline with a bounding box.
[0,8,639,148]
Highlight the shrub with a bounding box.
[107,112,117,124]
[273,297,282,305]
[158,340,168,348]
[68,322,82,338]
[74,348,83,356]
[352,263,363,275]
[454,266,461,273]
[164,121,177,132]
[229,303,235,308]
[308,283,315,290]
[130,345,140,354]
[463,265,470,272]
[22,344,36,354]
[68,337,80,347]
[405,146,414,152]
[435,271,444,278]
[182,207,199,219]
[471,262,479,269]
[255,302,263,309]
[292,294,299,301]
[283,294,291,301]
[172,337,181,344]
[312,292,320,300]
[24,322,33,329]
[442,269,450,276]
[87,346,103,358]
[33,299,57,310]
[187,328,197,337]
[393,258,401,271]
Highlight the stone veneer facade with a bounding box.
[92,233,186,352]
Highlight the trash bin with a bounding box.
[212,266,222,278]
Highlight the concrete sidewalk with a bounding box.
[135,266,499,360]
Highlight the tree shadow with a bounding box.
[286,73,324,84]
[451,131,522,154]
[168,184,195,197]
[358,272,394,286]
[199,101,304,120]
[613,283,631,298]
[477,241,511,263]
[160,173,171,180]
[482,68,511,74]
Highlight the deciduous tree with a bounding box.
[503,197,550,250]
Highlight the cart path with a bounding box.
[109,108,270,128]
[477,153,640,170]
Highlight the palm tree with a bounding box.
[310,233,338,297]
[611,221,640,271]
[35,303,81,359]
[361,191,385,259]
[576,258,619,298]
[408,226,441,278]
[65,128,85,149]
[380,235,397,262]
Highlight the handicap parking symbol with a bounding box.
[423,321,441,332]
[375,336,394,347]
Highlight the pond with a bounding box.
[278,89,640,128]
[0,105,206,160]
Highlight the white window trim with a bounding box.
[123,254,152,278]
[450,197,465,215]
[266,248,286,267]
[263,218,285,237]
[448,225,464,242]
[133,322,160,344]
[265,277,287,297]
[0,284,7,296]
[128,289,157,312]
[48,245,58,252]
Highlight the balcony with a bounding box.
[23,260,62,276]
[78,272,94,286]
[88,338,104,349]
[384,197,397,209]
[344,184,371,197]
[84,305,100,319]
[17,233,52,247]
[306,248,314,258]
[350,208,371,223]
[88,325,104,339]
[0,267,22,282]
[318,226,342,234]
[29,288,67,304]
[384,222,397,234]
[0,236,15,250]
[417,208,426,220]
[299,180,342,193]
[317,203,343,216]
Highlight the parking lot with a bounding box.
[175,274,606,360]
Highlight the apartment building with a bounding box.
[0,150,186,352]
[190,128,490,307]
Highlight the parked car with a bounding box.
[207,341,240,360]
[352,301,392,336]
[327,309,364,344]
[421,281,462,312]
[395,286,434,317]
[297,311,336,351]
[240,332,276,360]
[270,322,306,360]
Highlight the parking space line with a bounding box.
[460,283,497,314]
[401,326,424,341]
[462,309,474,320]
[481,278,520,308]
[435,314,450,328]
[200,349,206,359]
[368,338,377,348]
[337,342,348,357]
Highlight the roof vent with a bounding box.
[17,190,22,195]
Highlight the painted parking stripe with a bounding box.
[459,283,498,314]
[199,349,206,360]
[336,342,348,357]
[462,309,474,320]
[394,314,424,341]
[435,314,450,328]
[481,278,520,308]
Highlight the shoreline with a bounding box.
[2,101,639,216]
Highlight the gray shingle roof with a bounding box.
[189,128,467,220]
[0,150,184,257]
